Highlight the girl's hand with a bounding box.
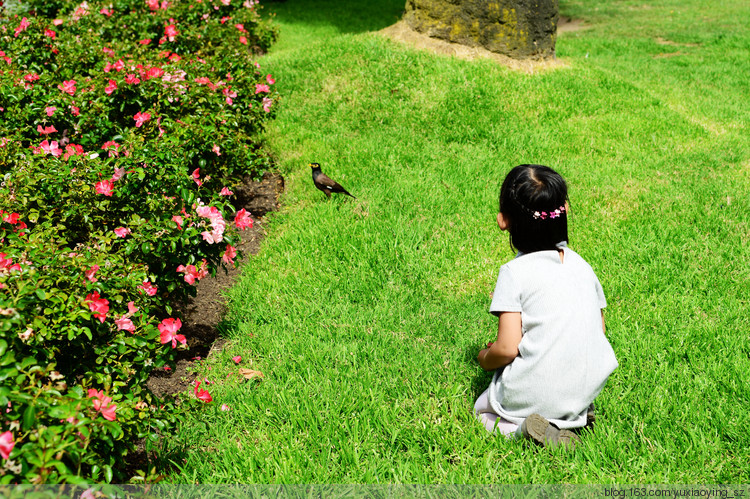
[477,343,494,369]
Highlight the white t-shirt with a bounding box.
[488,245,618,428]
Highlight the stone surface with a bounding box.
[403,0,559,59]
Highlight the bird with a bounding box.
[310,162,355,199]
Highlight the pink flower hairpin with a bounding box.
[533,205,566,220]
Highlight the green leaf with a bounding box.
[0,367,18,382]
[22,405,37,431]
[19,356,38,369]
[103,464,114,483]
[48,406,69,419]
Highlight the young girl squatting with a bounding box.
[474,164,618,447]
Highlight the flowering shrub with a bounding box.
[0,0,277,484]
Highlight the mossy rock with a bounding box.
[404,0,558,59]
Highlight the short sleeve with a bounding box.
[489,265,522,316]
[594,275,607,309]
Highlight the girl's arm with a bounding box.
[477,312,522,371]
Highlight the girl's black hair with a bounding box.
[499,164,569,254]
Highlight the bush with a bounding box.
[0,0,278,483]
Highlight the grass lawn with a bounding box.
[164,0,750,483]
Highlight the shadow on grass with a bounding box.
[465,344,495,401]
[264,0,406,34]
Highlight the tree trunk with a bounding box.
[403,0,559,59]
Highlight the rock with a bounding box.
[403,0,558,59]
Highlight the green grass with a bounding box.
[164,0,750,483]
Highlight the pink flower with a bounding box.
[100,7,113,16]
[44,29,56,39]
[220,187,233,196]
[139,38,152,45]
[87,389,117,421]
[114,227,131,238]
[100,402,117,421]
[14,17,30,37]
[81,489,96,499]
[104,79,117,95]
[95,179,114,196]
[112,166,125,181]
[172,215,183,229]
[223,244,237,265]
[139,281,158,296]
[85,291,109,323]
[133,111,151,127]
[37,125,57,135]
[85,265,99,282]
[0,431,15,459]
[266,74,275,85]
[58,79,77,95]
[101,140,120,157]
[232,355,241,364]
[165,24,179,42]
[235,23,246,32]
[255,83,270,94]
[145,67,164,79]
[23,73,40,83]
[192,168,203,186]
[45,106,57,116]
[224,91,236,105]
[102,47,115,57]
[196,204,225,243]
[115,316,135,333]
[239,36,248,45]
[194,380,212,403]
[125,74,141,85]
[221,404,230,411]
[159,318,186,348]
[127,301,139,315]
[39,139,63,157]
[212,144,221,156]
[262,97,273,113]
[0,253,21,272]
[53,19,64,26]
[235,209,253,229]
[63,144,83,159]
[195,77,210,85]
[176,262,208,285]
[70,105,80,116]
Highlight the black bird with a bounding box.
[310,162,355,199]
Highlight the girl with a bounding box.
[474,164,618,448]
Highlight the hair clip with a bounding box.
[532,205,566,220]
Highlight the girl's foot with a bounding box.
[520,414,580,449]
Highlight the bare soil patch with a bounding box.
[378,17,586,73]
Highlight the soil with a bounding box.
[378,17,586,73]
[146,171,284,399]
